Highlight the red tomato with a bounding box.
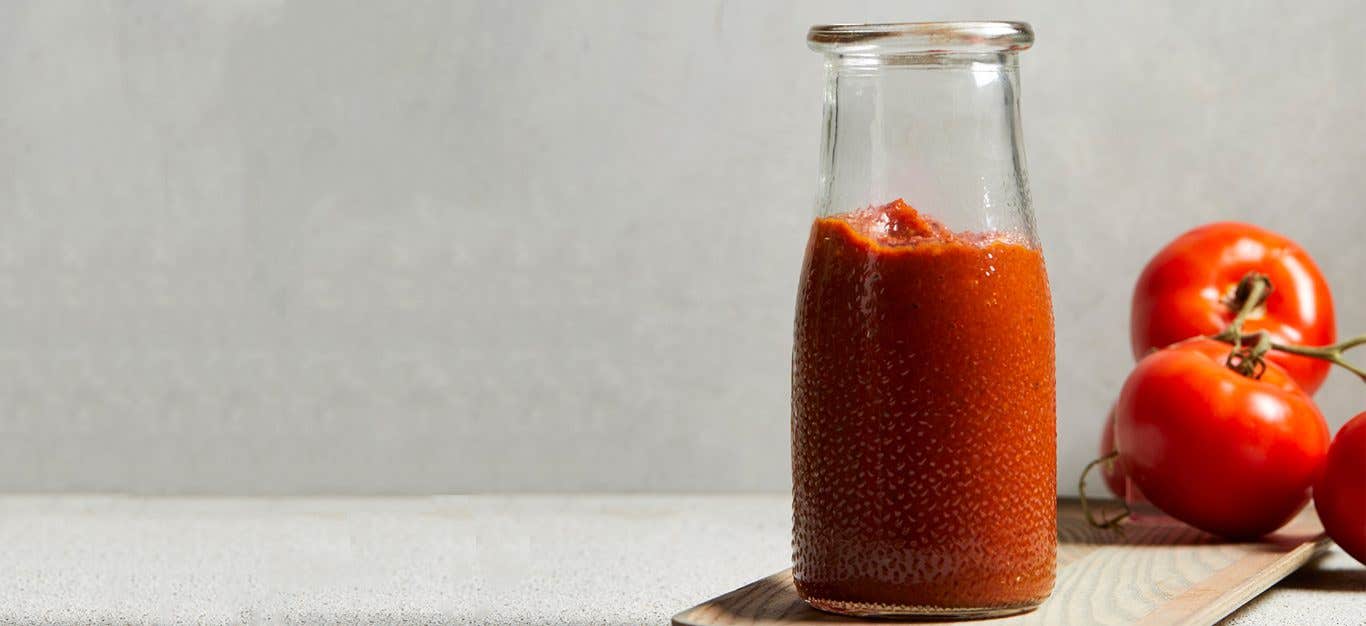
[1115,338,1330,538]
[1130,222,1335,394]
[1100,406,1151,505]
[1099,407,1126,497]
[1315,412,1366,564]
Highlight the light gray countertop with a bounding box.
[0,495,1359,625]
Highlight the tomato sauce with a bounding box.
[792,199,1056,614]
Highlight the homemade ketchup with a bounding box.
[791,199,1056,615]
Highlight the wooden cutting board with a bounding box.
[673,499,1327,626]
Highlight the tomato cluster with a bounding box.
[1095,223,1362,561]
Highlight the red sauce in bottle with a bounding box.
[792,199,1056,615]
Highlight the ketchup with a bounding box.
[792,199,1056,613]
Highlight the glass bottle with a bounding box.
[791,22,1055,618]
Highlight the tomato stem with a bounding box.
[1211,272,1272,343]
[1255,332,1366,382]
[1211,272,1366,383]
[1079,451,1130,532]
[1225,331,1272,379]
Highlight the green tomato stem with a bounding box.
[1250,332,1366,382]
[1079,450,1130,532]
[1211,272,1272,343]
[1211,272,1366,384]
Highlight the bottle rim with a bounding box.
[807,21,1033,56]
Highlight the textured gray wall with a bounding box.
[0,1,1361,494]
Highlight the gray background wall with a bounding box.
[0,0,1361,494]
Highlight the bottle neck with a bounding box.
[815,53,1035,241]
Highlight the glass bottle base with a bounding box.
[802,595,1044,620]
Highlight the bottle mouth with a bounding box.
[808,21,1033,56]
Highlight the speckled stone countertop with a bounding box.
[0,495,1359,625]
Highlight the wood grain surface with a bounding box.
[673,499,1327,626]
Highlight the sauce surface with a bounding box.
[791,199,1056,611]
